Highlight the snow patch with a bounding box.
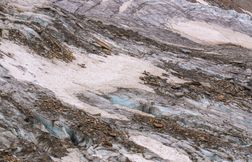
[196,0,209,6]
[241,8,252,16]
[0,40,165,119]
[52,149,85,162]
[119,0,133,13]
[129,135,192,162]
[169,20,252,49]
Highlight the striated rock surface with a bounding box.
[0,0,252,161]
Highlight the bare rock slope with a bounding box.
[0,0,252,161]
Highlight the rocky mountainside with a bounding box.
[0,0,252,161]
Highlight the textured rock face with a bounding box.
[0,0,252,161]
